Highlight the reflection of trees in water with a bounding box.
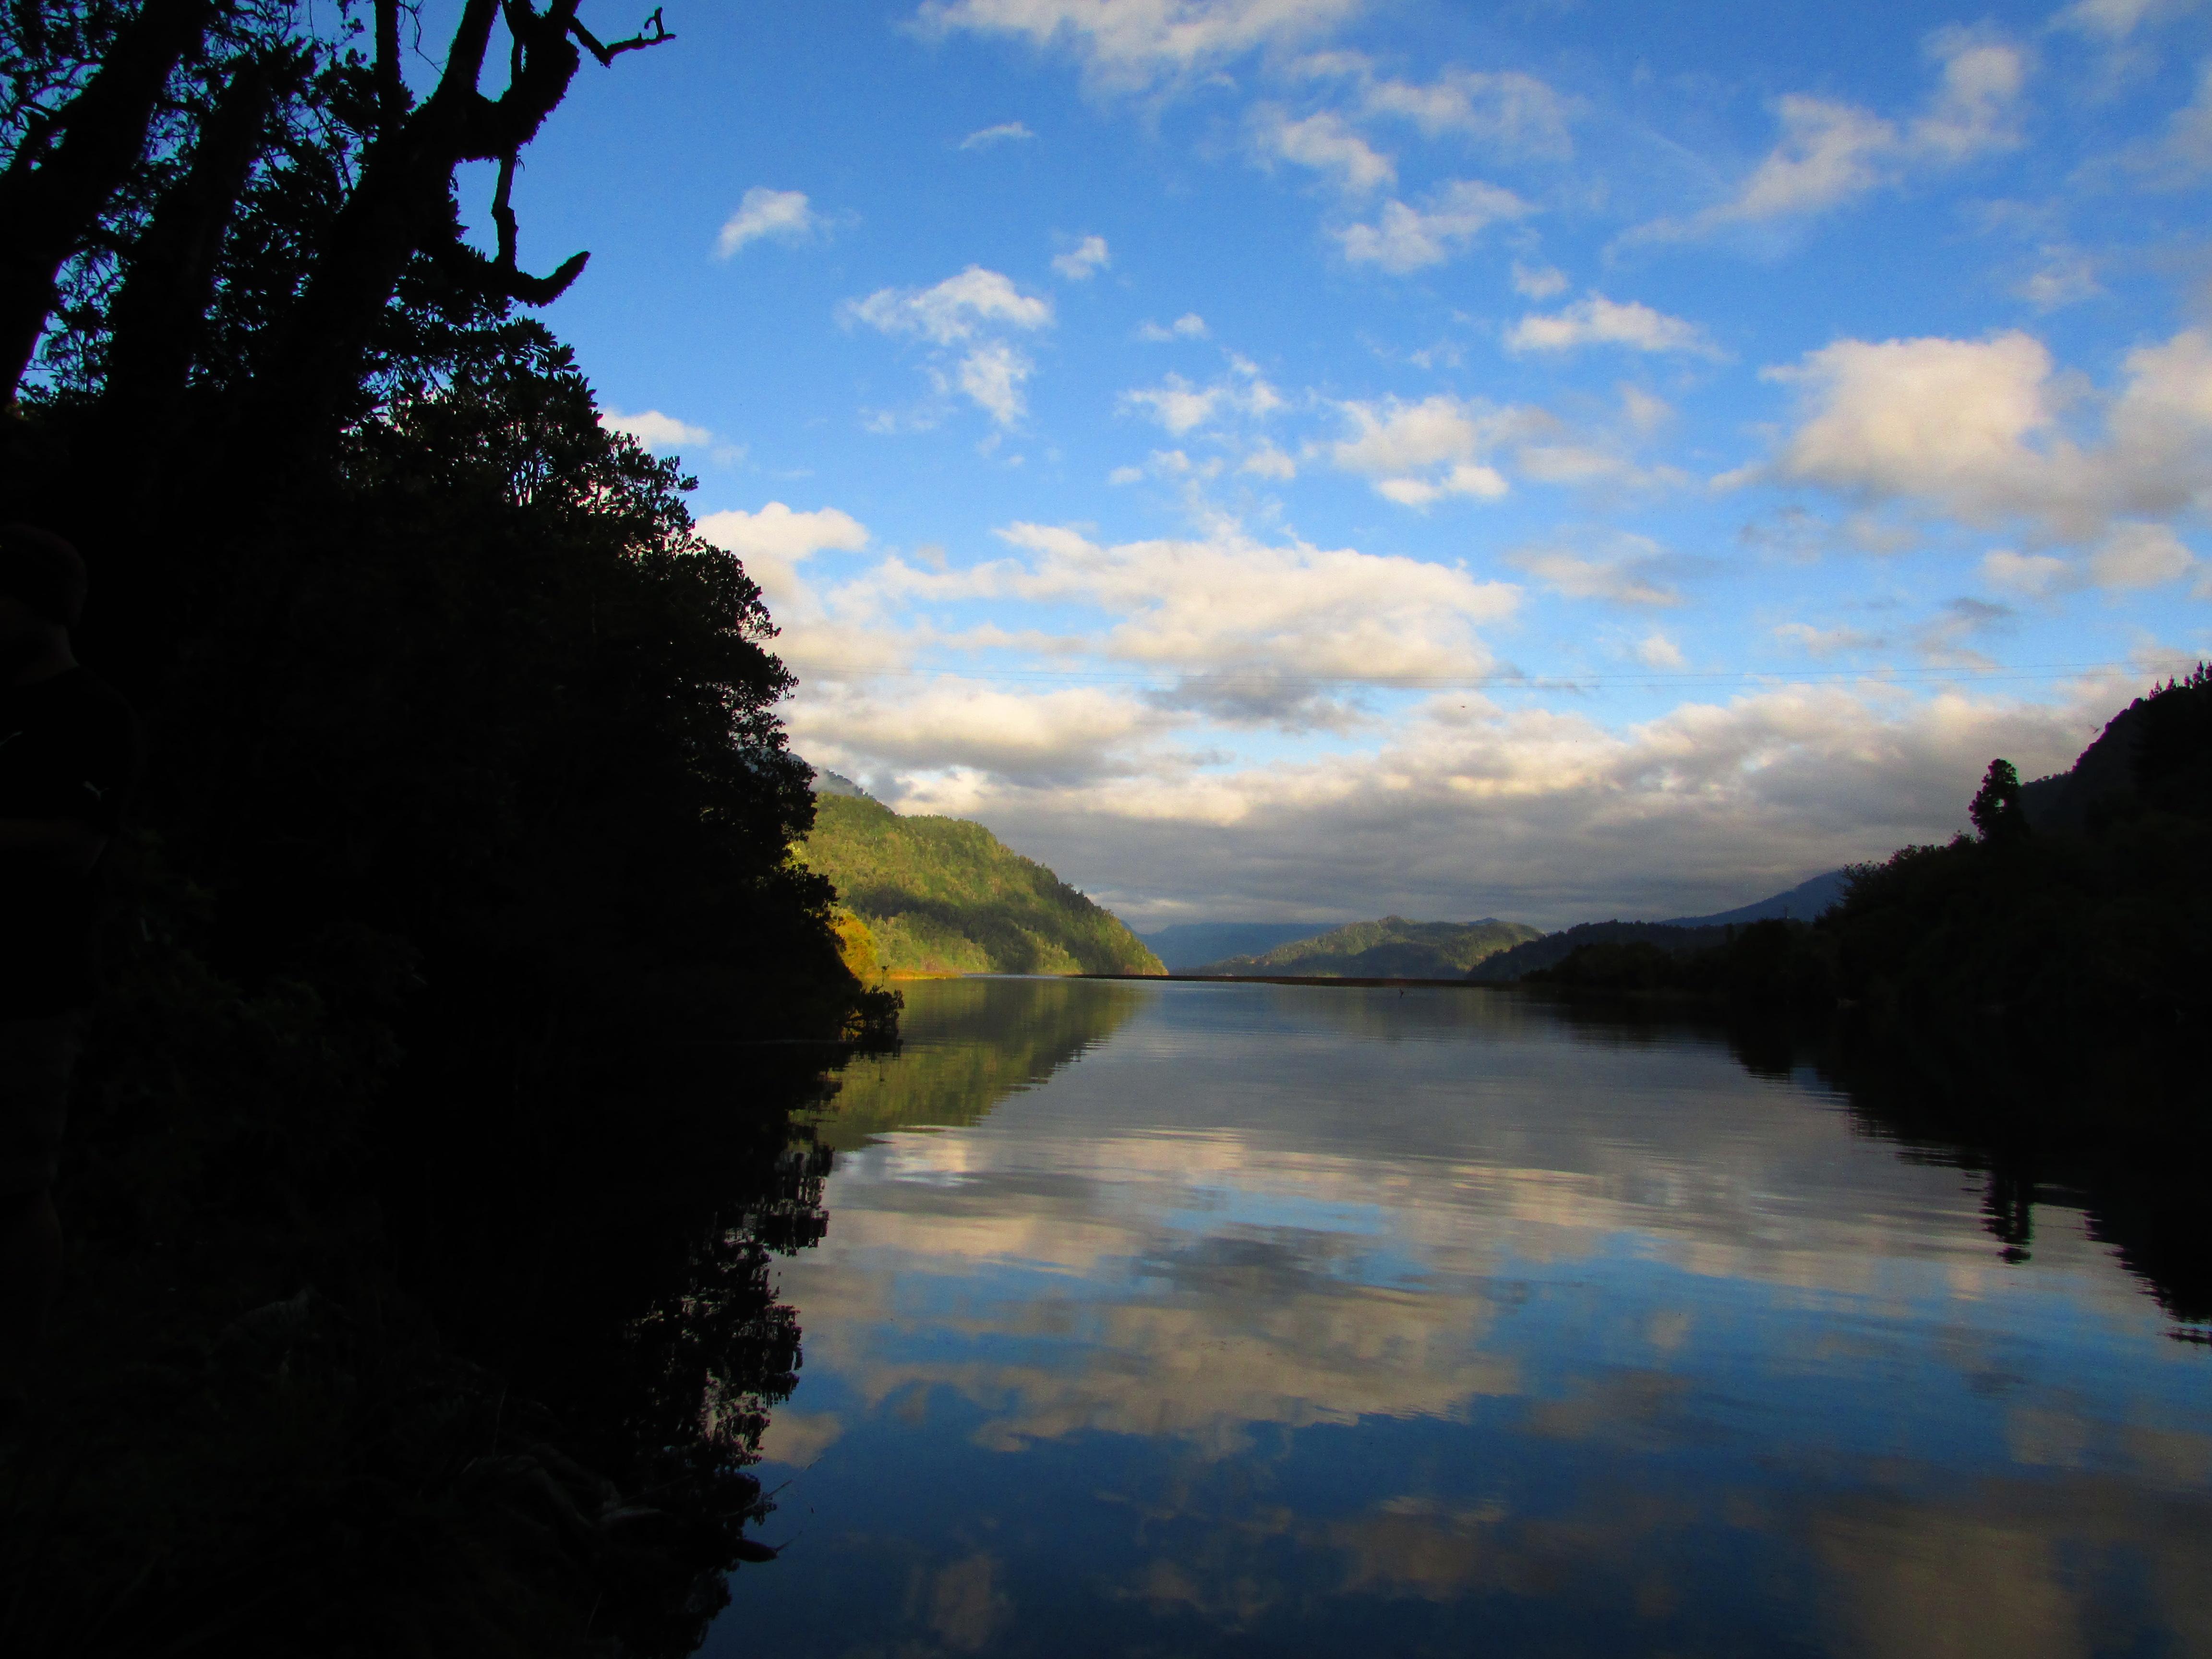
[380,1047,846,1656]
[1531,993,2210,1329]
[813,977,1153,1150]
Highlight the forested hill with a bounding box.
[803,792,1165,977]
[1195,917,1541,978]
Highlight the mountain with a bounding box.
[1193,916,1542,978]
[1660,869,1850,928]
[1466,920,1729,982]
[801,791,1164,977]
[1468,870,1852,982]
[1142,921,1332,973]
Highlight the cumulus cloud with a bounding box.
[1637,32,2027,240]
[1248,105,1395,193]
[696,501,870,603]
[847,264,1055,344]
[1136,313,1210,340]
[599,407,712,452]
[960,120,1036,148]
[871,678,2114,926]
[1981,549,2071,597]
[2088,521,2196,588]
[1511,261,1569,298]
[1506,292,1720,356]
[1120,358,1285,435]
[914,0,1367,92]
[956,340,1038,424]
[715,187,820,257]
[1052,234,1112,279]
[1635,632,1687,670]
[1327,393,1681,505]
[1328,394,1521,504]
[914,519,1520,692]
[1336,178,1528,271]
[1752,325,2212,544]
[2052,0,2198,39]
[846,266,1057,425]
[1775,621,1884,657]
[1352,64,1576,156]
[1508,534,1688,607]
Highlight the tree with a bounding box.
[1969,757,2027,845]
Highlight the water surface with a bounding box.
[709,979,2212,1658]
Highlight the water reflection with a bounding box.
[716,980,2212,1658]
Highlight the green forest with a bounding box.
[1515,670,2212,1077]
[1196,915,1541,978]
[0,5,889,1654]
[801,791,1164,978]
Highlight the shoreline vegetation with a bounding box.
[3,8,888,1654]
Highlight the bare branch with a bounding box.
[569,7,672,67]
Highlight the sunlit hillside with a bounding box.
[802,792,1164,978]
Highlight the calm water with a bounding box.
[707,979,2212,1659]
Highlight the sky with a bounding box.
[449,0,2210,927]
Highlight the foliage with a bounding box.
[1521,669,2212,1077]
[1199,915,1541,978]
[801,793,1164,977]
[0,4,890,1652]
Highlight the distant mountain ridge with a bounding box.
[1194,916,1541,978]
[1469,870,1850,982]
[1660,869,1850,928]
[1142,921,1331,972]
[801,790,1163,977]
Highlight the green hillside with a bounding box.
[801,793,1164,977]
[1196,916,1542,978]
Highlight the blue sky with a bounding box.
[465,0,2208,926]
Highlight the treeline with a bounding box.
[1523,669,2212,1070]
[3,5,883,1653]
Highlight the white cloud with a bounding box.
[1635,632,1687,670]
[1328,393,1680,504]
[1336,178,1529,272]
[1328,394,1523,503]
[2053,0,2199,38]
[2128,59,2212,185]
[914,0,1368,92]
[1052,234,1112,279]
[696,502,871,605]
[1240,442,1298,480]
[956,340,1038,425]
[2088,521,2196,588]
[847,265,1055,344]
[1756,325,2212,543]
[1907,29,2031,163]
[1507,293,1719,356]
[1774,621,1883,656]
[599,407,712,452]
[1508,535,1685,607]
[1637,33,2028,239]
[2015,245,2102,310]
[1136,313,1210,340]
[1355,65,1576,156]
[1511,261,1569,298]
[1249,105,1395,193]
[1981,549,2071,596]
[714,187,820,257]
[1120,359,1284,435]
[868,678,2113,926]
[960,120,1036,148]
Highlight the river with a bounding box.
[703,976,2212,1658]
